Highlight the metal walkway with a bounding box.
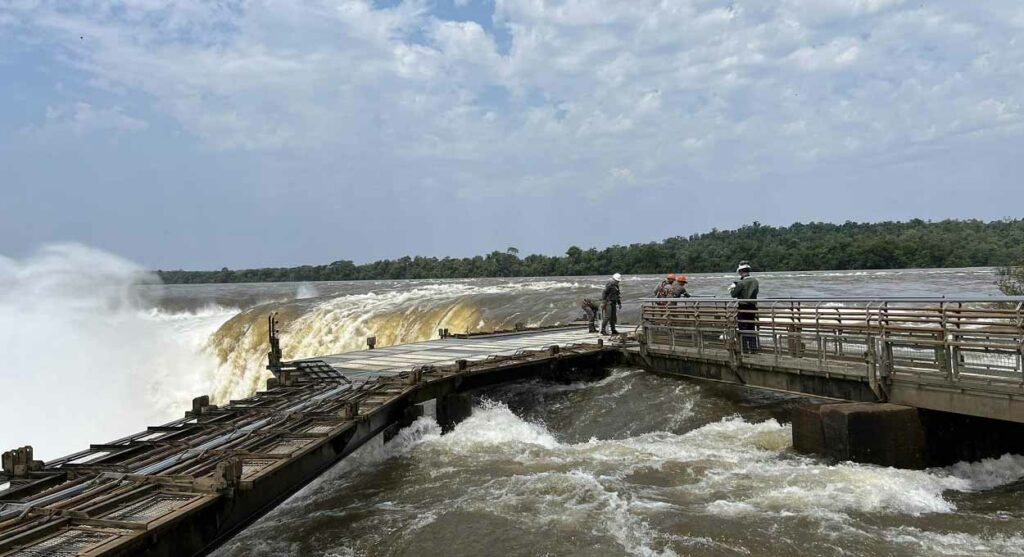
[0,326,617,557]
[634,297,1024,422]
[312,328,602,381]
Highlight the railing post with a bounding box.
[835,306,844,358]
[1017,302,1024,382]
[935,301,952,381]
[948,301,961,381]
[727,303,740,368]
[640,303,649,350]
[814,302,825,369]
[726,328,740,369]
[770,301,780,363]
[865,333,885,400]
[880,333,894,385]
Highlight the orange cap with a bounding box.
[677,274,688,282]
[666,273,676,280]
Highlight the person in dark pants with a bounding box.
[581,298,600,333]
[730,261,760,353]
[601,273,622,335]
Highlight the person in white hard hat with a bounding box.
[601,273,623,334]
[729,261,759,352]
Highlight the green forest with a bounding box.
[157,219,1024,284]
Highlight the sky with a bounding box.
[1,0,1022,270]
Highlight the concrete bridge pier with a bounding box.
[793,403,927,468]
[793,403,1024,468]
[436,393,474,433]
[383,405,426,442]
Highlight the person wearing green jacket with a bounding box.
[729,261,759,352]
[581,298,600,333]
[601,273,622,335]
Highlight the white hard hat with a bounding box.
[612,273,622,281]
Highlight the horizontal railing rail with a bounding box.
[638,296,1024,303]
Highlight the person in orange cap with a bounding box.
[654,273,675,298]
[669,274,691,298]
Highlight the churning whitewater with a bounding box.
[212,371,1024,557]
[3,245,1021,555]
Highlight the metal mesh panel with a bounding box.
[267,439,314,455]
[241,459,277,479]
[958,348,1021,378]
[303,424,334,434]
[10,529,120,556]
[103,493,194,523]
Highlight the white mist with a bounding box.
[0,244,234,460]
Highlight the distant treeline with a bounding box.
[156,219,1024,284]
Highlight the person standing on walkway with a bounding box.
[653,273,674,320]
[601,273,622,335]
[654,274,675,298]
[729,261,759,352]
[581,298,600,333]
[669,275,691,299]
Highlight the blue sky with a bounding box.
[1,0,1022,269]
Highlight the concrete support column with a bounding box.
[436,393,473,433]
[383,404,425,442]
[795,402,1024,468]
[793,402,927,469]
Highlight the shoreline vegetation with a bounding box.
[157,219,1024,285]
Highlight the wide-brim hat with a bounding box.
[612,273,622,281]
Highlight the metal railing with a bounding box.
[640,297,1024,392]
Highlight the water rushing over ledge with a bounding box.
[2,263,1019,556]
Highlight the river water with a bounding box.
[2,253,1020,556]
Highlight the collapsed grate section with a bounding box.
[102,493,195,523]
[9,528,121,556]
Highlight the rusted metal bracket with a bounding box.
[267,312,283,374]
[2,447,43,478]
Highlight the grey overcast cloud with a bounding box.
[1,0,1022,269]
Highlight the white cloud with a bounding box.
[20,102,147,141]
[2,0,1023,194]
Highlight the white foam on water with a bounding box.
[690,424,1024,520]
[884,527,1024,556]
[425,400,560,452]
[681,419,963,518]
[450,469,677,557]
[220,393,1024,557]
[277,416,442,511]
[419,407,1024,524]
[938,453,1024,490]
